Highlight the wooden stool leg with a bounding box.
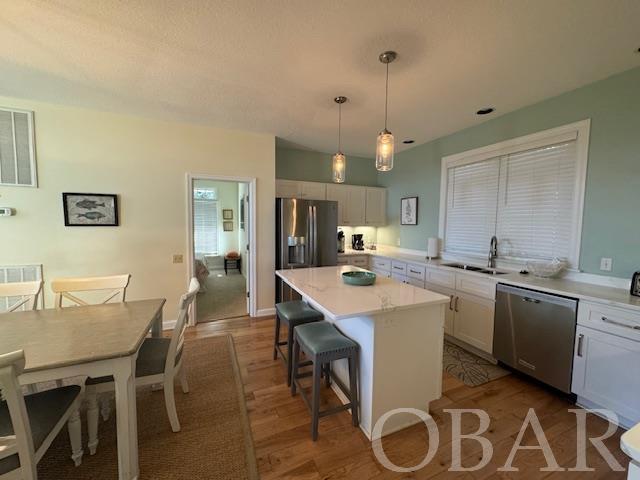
[311,359,322,441]
[286,323,295,386]
[291,337,300,396]
[348,353,359,427]
[273,315,281,360]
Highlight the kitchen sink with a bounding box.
[442,263,509,276]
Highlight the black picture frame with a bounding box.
[631,271,640,297]
[62,193,119,227]
[400,196,418,225]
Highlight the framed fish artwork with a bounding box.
[62,193,119,226]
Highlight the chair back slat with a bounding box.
[0,280,43,313]
[51,274,131,308]
[165,278,199,374]
[0,350,36,478]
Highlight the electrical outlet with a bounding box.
[600,257,612,272]
[172,254,184,264]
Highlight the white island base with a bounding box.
[276,266,449,440]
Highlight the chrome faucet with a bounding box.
[488,235,498,269]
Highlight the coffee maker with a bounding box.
[337,230,345,253]
[351,234,364,251]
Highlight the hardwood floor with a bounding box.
[186,316,629,479]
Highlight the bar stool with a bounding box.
[291,321,359,441]
[273,300,323,386]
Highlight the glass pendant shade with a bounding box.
[376,129,394,171]
[332,152,346,183]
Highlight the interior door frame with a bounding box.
[186,173,258,324]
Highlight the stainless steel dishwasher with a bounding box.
[494,283,578,393]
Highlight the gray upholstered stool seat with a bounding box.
[0,385,82,474]
[291,321,359,441]
[273,300,323,386]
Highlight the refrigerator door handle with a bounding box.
[312,205,318,266]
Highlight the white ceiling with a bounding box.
[1,0,639,157]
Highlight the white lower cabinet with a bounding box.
[572,323,640,428]
[426,283,456,336]
[452,292,495,353]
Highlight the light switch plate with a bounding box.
[173,254,184,264]
[600,257,612,271]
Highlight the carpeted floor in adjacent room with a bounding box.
[197,270,247,322]
[38,335,259,480]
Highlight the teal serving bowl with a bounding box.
[342,271,377,286]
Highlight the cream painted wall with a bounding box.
[0,96,275,318]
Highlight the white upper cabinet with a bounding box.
[345,186,366,225]
[277,179,386,227]
[276,179,301,198]
[365,187,387,226]
[326,184,349,225]
[276,180,326,199]
[299,181,326,200]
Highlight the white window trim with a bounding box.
[0,107,37,187]
[438,119,590,269]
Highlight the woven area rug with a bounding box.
[38,334,259,480]
[443,340,510,387]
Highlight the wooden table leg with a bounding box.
[113,355,139,480]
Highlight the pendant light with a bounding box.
[376,51,397,172]
[332,96,347,183]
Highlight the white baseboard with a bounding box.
[255,307,276,317]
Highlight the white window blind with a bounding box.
[443,135,584,267]
[0,108,36,186]
[496,141,578,262]
[193,189,218,256]
[444,157,500,256]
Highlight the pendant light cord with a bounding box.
[384,61,389,130]
[338,102,342,152]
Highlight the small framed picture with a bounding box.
[631,271,640,297]
[223,221,233,232]
[63,193,118,226]
[401,197,418,225]
[223,209,233,220]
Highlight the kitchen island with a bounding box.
[276,265,449,440]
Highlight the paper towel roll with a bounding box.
[427,237,439,259]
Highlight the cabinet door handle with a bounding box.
[601,316,640,330]
[409,269,421,274]
[393,266,404,270]
[577,334,584,357]
[449,295,454,311]
[521,297,541,304]
[454,296,459,312]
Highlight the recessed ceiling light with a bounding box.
[476,107,495,115]
[402,139,415,144]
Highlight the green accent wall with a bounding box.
[276,146,379,186]
[377,66,640,279]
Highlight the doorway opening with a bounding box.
[187,174,256,324]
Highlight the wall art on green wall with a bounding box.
[401,197,418,225]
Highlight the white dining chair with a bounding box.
[0,281,43,313]
[85,278,199,455]
[50,274,131,417]
[0,350,84,479]
[50,274,131,308]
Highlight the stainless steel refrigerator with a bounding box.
[276,198,338,302]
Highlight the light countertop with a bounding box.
[339,248,640,312]
[276,265,449,321]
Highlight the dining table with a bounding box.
[0,298,166,480]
